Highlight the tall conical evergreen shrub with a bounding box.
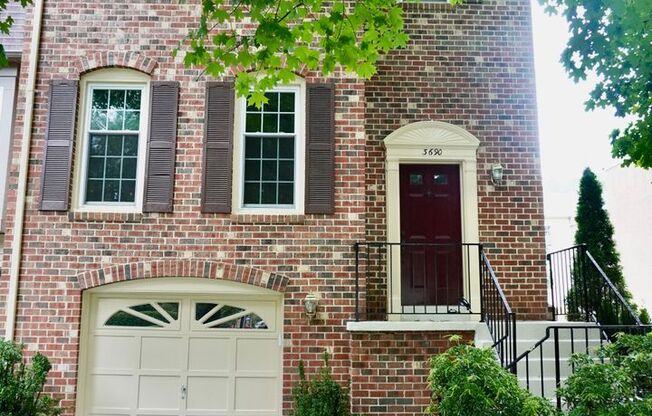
[574,168,627,292]
[573,168,648,324]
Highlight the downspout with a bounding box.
[4,0,45,341]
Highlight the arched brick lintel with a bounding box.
[73,51,158,79]
[76,260,289,292]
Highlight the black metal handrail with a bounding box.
[507,325,652,409]
[547,244,642,325]
[480,248,517,371]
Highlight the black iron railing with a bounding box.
[480,248,517,370]
[353,242,482,320]
[507,325,652,409]
[547,244,642,325]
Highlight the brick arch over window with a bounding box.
[74,51,158,78]
[75,259,289,292]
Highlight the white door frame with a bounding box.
[76,278,284,416]
[383,121,481,315]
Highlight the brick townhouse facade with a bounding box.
[0,0,546,415]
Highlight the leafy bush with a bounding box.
[559,332,652,416]
[426,336,556,416]
[0,340,60,415]
[292,352,350,416]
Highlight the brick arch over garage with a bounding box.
[73,51,158,78]
[75,259,290,292]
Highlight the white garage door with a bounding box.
[82,295,282,416]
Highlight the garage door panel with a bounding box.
[188,337,231,371]
[140,337,185,371]
[186,376,229,412]
[235,338,279,372]
[90,335,138,371]
[234,377,278,412]
[137,375,182,411]
[88,374,135,410]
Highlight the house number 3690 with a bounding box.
[422,148,443,156]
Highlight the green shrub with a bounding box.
[426,336,556,416]
[559,332,652,416]
[0,340,60,416]
[292,351,350,416]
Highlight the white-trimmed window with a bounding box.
[233,83,305,214]
[73,69,150,212]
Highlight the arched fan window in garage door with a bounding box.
[104,302,179,328]
[195,302,268,329]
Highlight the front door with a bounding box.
[399,164,462,307]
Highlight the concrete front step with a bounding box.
[511,321,607,400]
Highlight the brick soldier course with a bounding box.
[1,1,546,415]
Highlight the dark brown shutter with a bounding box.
[143,81,179,213]
[201,82,234,213]
[40,80,78,211]
[305,83,335,214]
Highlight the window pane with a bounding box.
[125,90,141,110]
[278,160,294,181]
[86,180,103,202]
[262,160,277,181]
[244,160,260,181]
[88,157,105,179]
[122,158,137,179]
[262,138,277,158]
[245,113,261,133]
[107,109,124,130]
[243,183,260,204]
[92,89,109,110]
[410,174,423,185]
[263,92,278,112]
[90,110,107,130]
[261,183,277,204]
[124,111,140,131]
[280,92,294,112]
[107,135,123,155]
[120,180,136,202]
[262,114,278,133]
[433,174,448,185]
[279,114,294,133]
[278,138,294,158]
[159,303,179,320]
[89,135,106,156]
[109,90,125,110]
[105,310,161,327]
[103,180,120,202]
[245,137,261,158]
[105,158,121,178]
[278,183,293,204]
[123,135,138,156]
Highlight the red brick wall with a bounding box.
[0,0,546,415]
[0,2,366,414]
[351,331,473,415]
[364,1,548,319]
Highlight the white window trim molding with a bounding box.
[72,68,150,214]
[383,121,482,314]
[231,79,306,215]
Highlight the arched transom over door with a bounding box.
[79,281,282,416]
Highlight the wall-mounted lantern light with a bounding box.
[491,163,504,185]
[303,293,318,322]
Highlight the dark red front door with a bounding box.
[399,164,462,306]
